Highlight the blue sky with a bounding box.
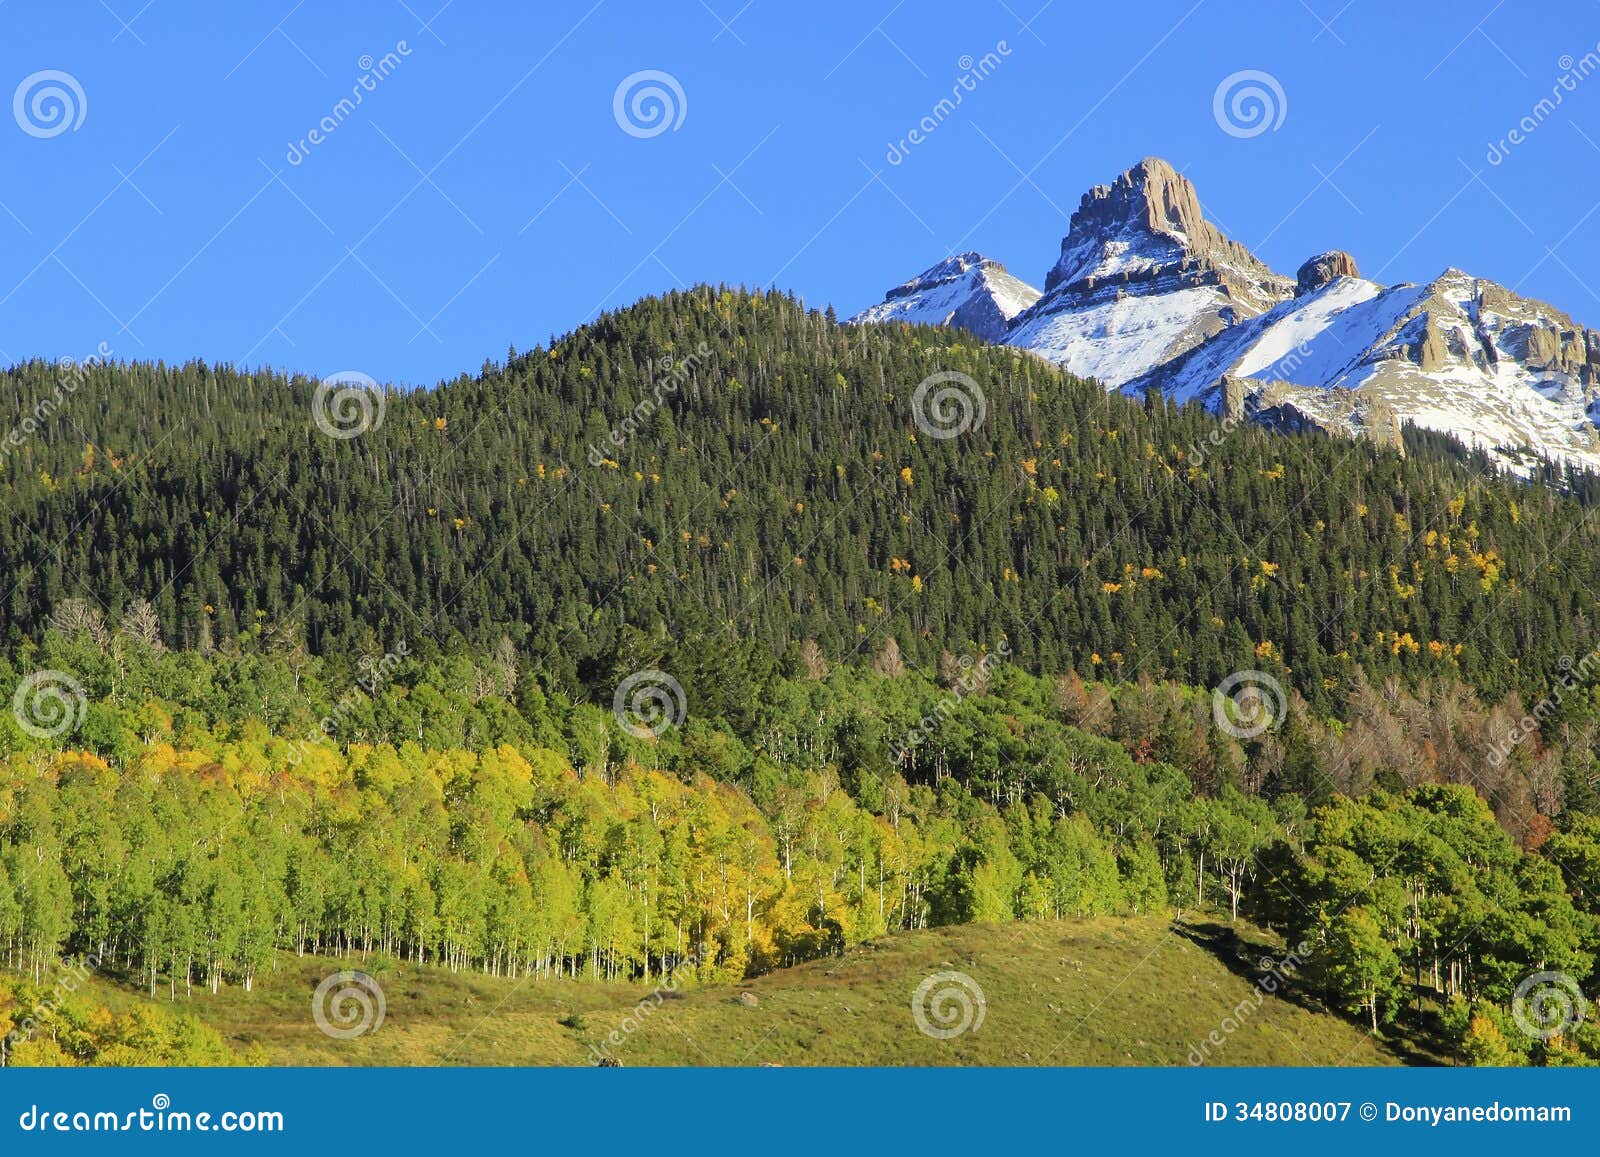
[3,0,1599,387]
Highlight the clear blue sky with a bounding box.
[3,0,1598,386]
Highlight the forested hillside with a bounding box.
[5,287,1600,1067]
[4,288,1600,713]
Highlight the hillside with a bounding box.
[6,288,1600,1072]
[5,287,1600,715]
[77,918,1412,1067]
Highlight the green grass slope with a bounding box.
[80,916,1418,1067]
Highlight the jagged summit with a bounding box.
[1042,157,1286,307]
[846,156,1600,475]
[1296,250,1361,296]
[1003,157,1292,385]
[848,252,1039,343]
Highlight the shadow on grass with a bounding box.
[1173,917,1452,1067]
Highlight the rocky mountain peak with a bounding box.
[1057,157,1205,267]
[847,155,1600,475]
[885,252,1000,299]
[995,158,1293,385]
[847,252,1039,343]
[1041,157,1288,303]
[1296,250,1361,295]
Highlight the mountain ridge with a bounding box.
[851,157,1600,477]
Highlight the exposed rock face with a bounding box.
[849,156,1600,476]
[847,252,1039,343]
[1124,265,1600,474]
[1002,158,1293,384]
[1041,158,1288,308]
[1296,250,1360,296]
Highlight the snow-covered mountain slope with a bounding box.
[847,252,1039,343]
[848,156,1600,477]
[1127,260,1600,474]
[1004,158,1293,386]
[1004,285,1236,385]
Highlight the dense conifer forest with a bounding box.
[5,288,1600,708]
